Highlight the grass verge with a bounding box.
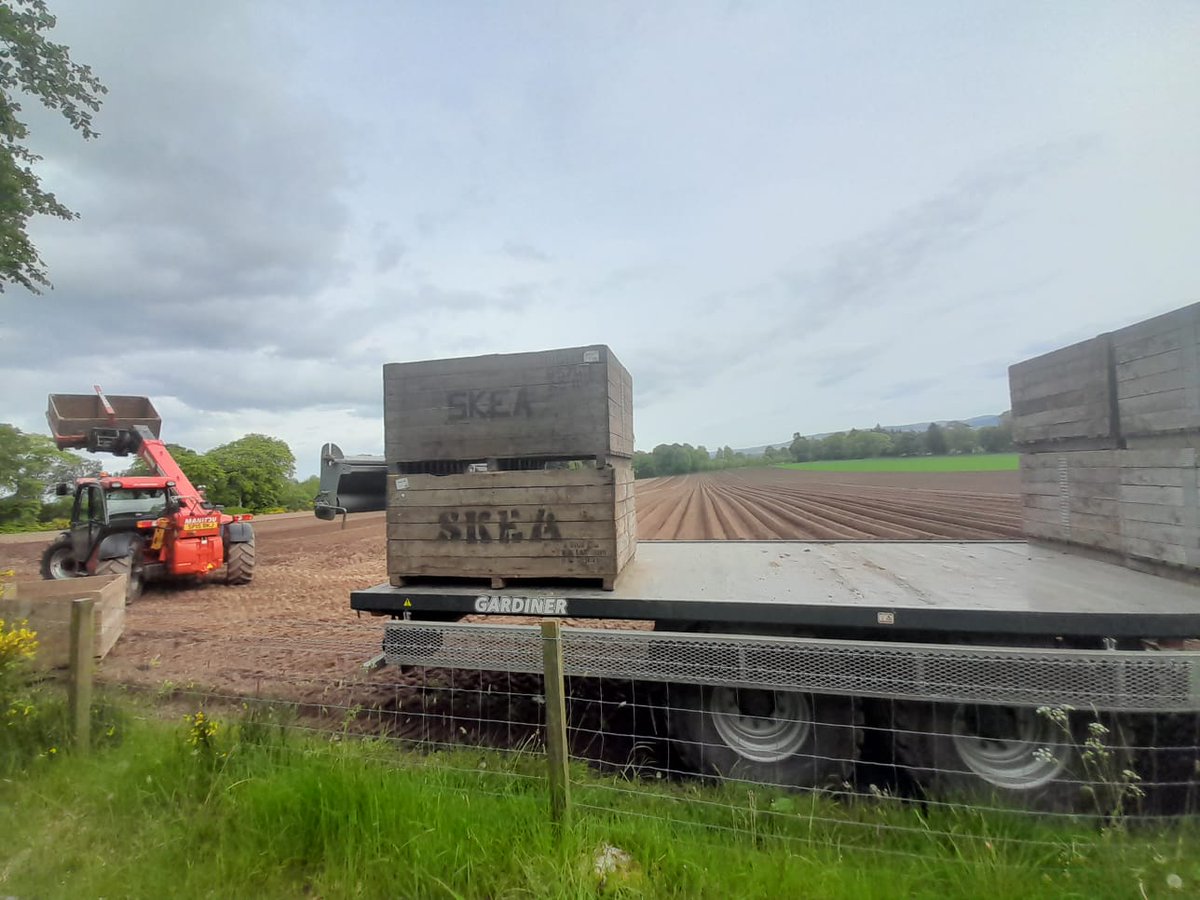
[778,453,1019,473]
[2,703,1198,898]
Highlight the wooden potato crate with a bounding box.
[1112,302,1200,438]
[1020,450,1122,552]
[0,574,126,670]
[386,461,636,590]
[1021,446,1200,571]
[383,345,634,464]
[1009,335,1118,449]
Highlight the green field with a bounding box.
[777,453,1019,473]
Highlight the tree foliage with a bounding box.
[0,0,106,293]
[0,423,97,529]
[205,434,296,511]
[633,417,1014,479]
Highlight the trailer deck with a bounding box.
[351,540,1200,639]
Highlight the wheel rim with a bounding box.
[951,705,1068,790]
[46,548,79,580]
[709,687,812,763]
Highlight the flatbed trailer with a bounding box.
[352,539,1200,642]
[351,539,1200,812]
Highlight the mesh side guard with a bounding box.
[382,622,1200,713]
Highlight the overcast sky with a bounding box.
[2,1,1197,477]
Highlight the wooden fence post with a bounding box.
[541,619,572,827]
[68,596,95,752]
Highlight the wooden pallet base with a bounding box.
[390,572,617,592]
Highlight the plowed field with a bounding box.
[0,468,1020,710]
[637,468,1021,540]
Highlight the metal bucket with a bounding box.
[47,393,162,448]
[315,442,387,518]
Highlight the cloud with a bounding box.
[501,241,551,263]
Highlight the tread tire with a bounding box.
[892,700,1130,815]
[40,536,81,580]
[225,534,256,585]
[668,683,862,789]
[96,549,145,604]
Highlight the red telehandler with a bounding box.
[40,387,256,602]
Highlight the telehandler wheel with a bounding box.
[96,549,145,604]
[40,537,81,580]
[668,683,861,790]
[225,534,256,585]
[893,701,1132,815]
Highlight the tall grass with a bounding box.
[2,702,1198,899]
[778,454,1019,473]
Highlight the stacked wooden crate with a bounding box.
[1010,302,1200,572]
[383,345,636,590]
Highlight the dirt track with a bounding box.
[0,468,1020,711]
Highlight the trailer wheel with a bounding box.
[893,701,1127,814]
[668,683,861,789]
[225,534,256,585]
[96,549,145,604]
[40,537,81,580]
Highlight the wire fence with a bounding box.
[53,611,1200,867]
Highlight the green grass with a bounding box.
[2,704,1198,899]
[777,453,1019,473]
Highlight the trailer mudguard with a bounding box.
[223,522,254,544]
[97,532,143,561]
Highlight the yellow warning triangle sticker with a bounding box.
[403,599,412,608]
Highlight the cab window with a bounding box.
[105,487,167,518]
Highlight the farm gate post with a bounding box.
[68,596,95,752]
[540,620,572,827]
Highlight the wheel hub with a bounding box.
[45,548,80,580]
[710,687,813,763]
[951,705,1068,790]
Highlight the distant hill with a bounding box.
[733,414,1005,457]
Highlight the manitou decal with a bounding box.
[473,596,568,615]
[437,508,562,542]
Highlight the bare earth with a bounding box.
[0,469,1020,712]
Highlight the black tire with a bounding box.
[667,682,862,789]
[96,549,145,604]
[225,534,256,585]
[893,701,1132,815]
[40,536,81,581]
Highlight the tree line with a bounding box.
[0,424,318,533]
[632,419,1013,479]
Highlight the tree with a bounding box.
[892,430,922,457]
[945,423,978,455]
[206,434,295,510]
[632,450,657,479]
[0,423,97,528]
[978,422,1014,453]
[925,422,947,456]
[789,433,813,462]
[1,0,106,293]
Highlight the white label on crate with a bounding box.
[877,611,895,625]
[394,477,409,490]
[583,349,600,363]
[474,595,568,616]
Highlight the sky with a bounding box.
[1,1,1198,478]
